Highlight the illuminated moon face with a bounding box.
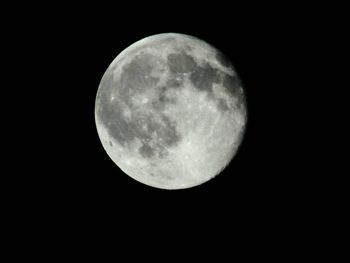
[95,33,247,190]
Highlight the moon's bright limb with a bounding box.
[95,33,247,189]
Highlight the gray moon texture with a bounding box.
[95,33,247,190]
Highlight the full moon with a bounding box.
[95,33,247,189]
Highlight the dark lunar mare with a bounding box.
[165,75,183,88]
[190,62,220,96]
[119,53,160,107]
[217,98,229,112]
[166,51,222,100]
[165,50,245,113]
[215,50,232,68]
[167,51,197,74]
[97,52,181,158]
[151,86,177,111]
[222,74,245,109]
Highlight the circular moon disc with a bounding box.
[95,33,247,190]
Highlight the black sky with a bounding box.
[5,2,330,251]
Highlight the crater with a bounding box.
[151,85,177,111]
[97,68,116,103]
[131,114,162,141]
[165,74,184,88]
[139,143,156,158]
[217,98,229,112]
[136,114,181,159]
[159,87,177,104]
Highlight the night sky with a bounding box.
[5,2,329,254]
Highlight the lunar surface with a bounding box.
[95,33,247,189]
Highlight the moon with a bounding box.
[95,33,247,190]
